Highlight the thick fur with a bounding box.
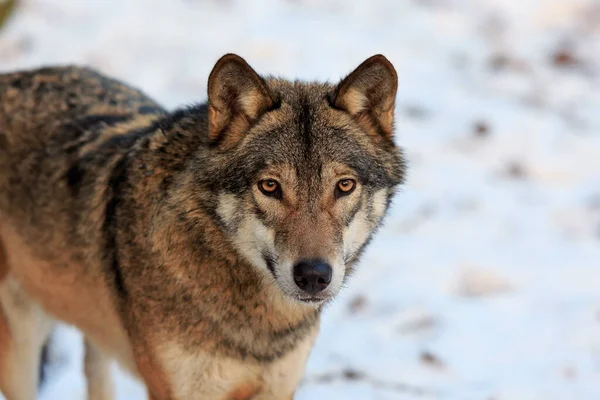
[0,54,405,400]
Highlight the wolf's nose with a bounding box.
[293,260,332,294]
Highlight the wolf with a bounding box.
[0,53,405,400]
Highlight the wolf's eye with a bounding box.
[335,179,356,199]
[259,179,281,198]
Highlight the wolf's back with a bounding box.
[0,65,164,231]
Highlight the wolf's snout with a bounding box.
[293,260,332,294]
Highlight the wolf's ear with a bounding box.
[207,54,275,144]
[331,54,398,140]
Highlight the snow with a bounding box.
[1,0,600,398]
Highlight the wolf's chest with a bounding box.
[156,328,318,400]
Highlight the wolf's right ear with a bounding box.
[331,54,398,141]
[207,54,275,145]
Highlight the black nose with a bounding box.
[293,260,332,294]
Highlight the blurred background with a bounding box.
[1,0,600,399]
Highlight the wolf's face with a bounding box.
[200,54,405,304]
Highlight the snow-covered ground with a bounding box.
[1,0,600,399]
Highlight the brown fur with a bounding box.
[0,306,12,393]
[0,54,405,399]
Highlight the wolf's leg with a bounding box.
[0,277,54,400]
[84,338,115,400]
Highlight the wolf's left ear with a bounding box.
[331,54,398,140]
[207,54,275,144]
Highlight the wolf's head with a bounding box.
[193,54,405,305]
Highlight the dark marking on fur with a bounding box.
[65,163,86,197]
[103,153,131,301]
[10,77,25,89]
[262,251,276,277]
[300,94,312,155]
[75,113,132,129]
[38,338,50,390]
[249,196,271,227]
[138,105,163,115]
[344,198,363,227]
[59,114,133,155]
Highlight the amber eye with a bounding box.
[258,179,281,198]
[335,179,356,199]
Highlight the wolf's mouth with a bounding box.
[297,295,326,304]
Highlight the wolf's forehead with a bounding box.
[251,107,353,158]
[260,130,355,179]
[247,80,379,179]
